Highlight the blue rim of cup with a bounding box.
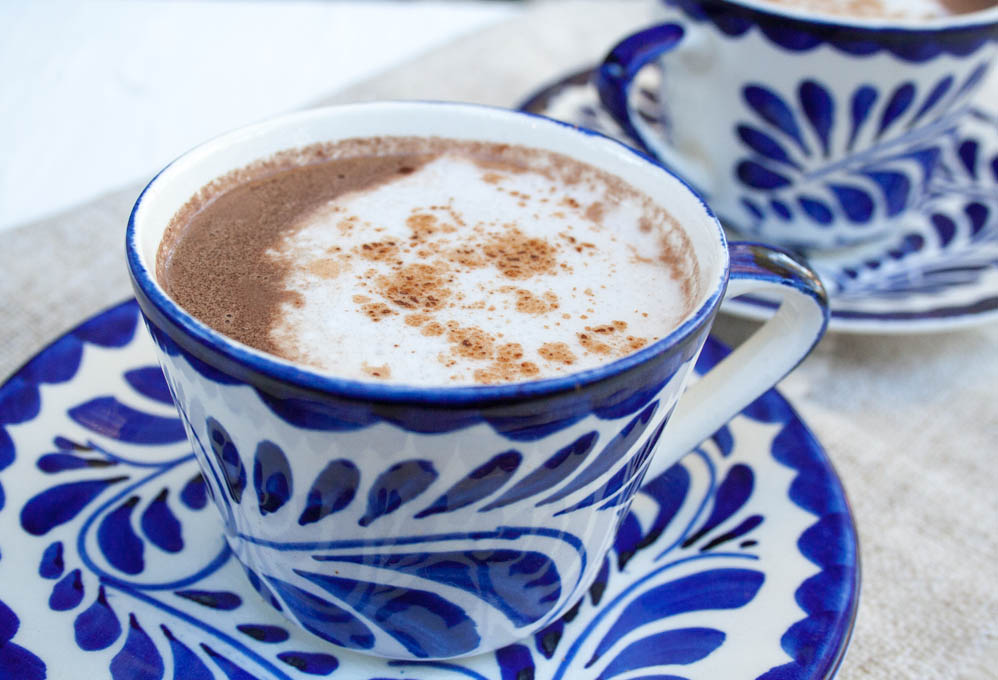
[126,102,729,407]
[661,0,998,63]
[687,0,998,30]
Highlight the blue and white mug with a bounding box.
[597,0,998,250]
[125,102,828,659]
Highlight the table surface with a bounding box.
[1,2,996,679]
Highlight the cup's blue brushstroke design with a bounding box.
[313,549,561,628]
[298,460,359,526]
[253,441,293,516]
[415,450,522,518]
[0,300,857,678]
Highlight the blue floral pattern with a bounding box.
[0,301,857,678]
[733,68,989,245]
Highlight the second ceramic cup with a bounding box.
[597,0,998,250]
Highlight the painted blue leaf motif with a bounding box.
[744,85,810,155]
[254,441,293,516]
[243,566,284,612]
[557,417,667,516]
[683,464,754,548]
[277,651,340,675]
[799,80,834,158]
[0,598,18,642]
[877,82,916,138]
[741,197,764,220]
[175,590,242,611]
[141,489,183,553]
[0,429,13,471]
[265,577,375,650]
[534,617,566,659]
[736,125,801,169]
[68,397,185,444]
[49,569,84,611]
[236,624,289,643]
[798,196,834,225]
[958,139,979,177]
[359,459,437,527]
[624,463,690,568]
[481,432,598,512]
[124,366,175,405]
[736,160,792,190]
[0,378,40,425]
[701,514,764,551]
[955,62,989,99]
[110,614,164,680]
[179,473,208,510]
[18,334,83,385]
[590,557,611,607]
[207,418,245,503]
[848,85,878,151]
[496,644,534,680]
[931,214,958,247]
[770,199,793,221]
[37,453,115,472]
[294,569,480,658]
[314,549,561,627]
[98,496,145,574]
[590,569,765,664]
[863,171,911,217]
[161,625,213,680]
[416,450,521,518]
[896,146,942,180]
[0,640,46,680]
[298,459,359,526]
[829,184,875,223]
[910,75,953,127]
[73,302,138,347]
[39,541,64,579]
[21,475,129,535]
[539,403,658,508]
[201,644,258,680]
[594,628,725,680]
[74,586,121,651]
[964,202,989,236]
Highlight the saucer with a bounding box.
[519,66,998,334]
[0,300,858,679]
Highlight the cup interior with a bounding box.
[127,102,727,395]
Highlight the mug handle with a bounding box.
[643,242,829,479]
[595,24,714,194]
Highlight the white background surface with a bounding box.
[0,0,519,233]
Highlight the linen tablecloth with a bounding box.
[2,2,995,678]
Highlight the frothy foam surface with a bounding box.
[158,139,699,386]
[758,0,994,18]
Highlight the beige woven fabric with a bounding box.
[1,2,996,678]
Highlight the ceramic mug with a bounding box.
[125,102,828,660]
[597,0,998,250]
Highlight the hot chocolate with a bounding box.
[157,137,699,386]
[756,0,995,19]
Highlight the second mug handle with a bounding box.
[595,23,715,195]
[643,242,829,479]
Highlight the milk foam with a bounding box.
[268,154,695,385]
[759,0,985,19]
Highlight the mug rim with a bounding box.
[717,0,998,30]
[126,101,728,406]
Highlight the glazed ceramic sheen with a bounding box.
[597,0,998,250]
[125,102,828,660]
